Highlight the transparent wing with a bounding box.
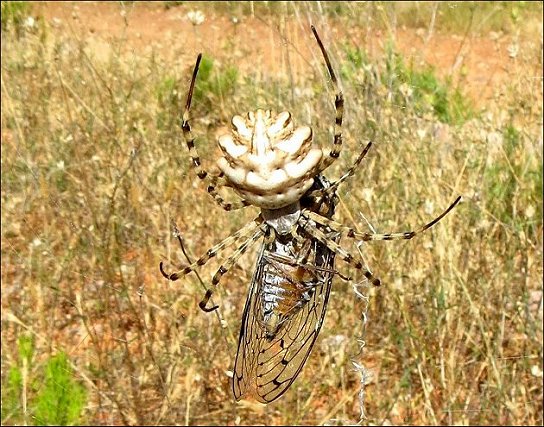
[232,236,336,403]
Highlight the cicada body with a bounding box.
[233,175,340,403]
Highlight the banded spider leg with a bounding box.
[182,53,249,212]
[298,196,462,286]
[311,25,345,173]
[305,141,373,207]
[160,217,266,311]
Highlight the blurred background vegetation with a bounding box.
[2,1,542,425]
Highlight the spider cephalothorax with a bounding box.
[216,109,323,209]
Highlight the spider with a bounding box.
[160,26,460,403]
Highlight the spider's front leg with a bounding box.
[312,26,344,173]
[182,53,249,212]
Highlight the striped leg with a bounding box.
[182,54,249,212]
[200,227,265,312]
[300,219,381,287]
[160,216,263,281]
[312,26,344,173]
[305,141,373,203]
[302,196,461,242]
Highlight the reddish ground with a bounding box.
[31,2,542,108]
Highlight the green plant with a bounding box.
[383,43,473,124]
[192,55,238,110]
[32,352,87,426]
[340,44,370,80]
[155,75,178,129]
[340,42,474,125]
[1,1,30,32]
[1,335,35,423]
[1,338,87,426]
[483,124,543,232]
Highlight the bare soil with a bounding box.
[31,1,542,108]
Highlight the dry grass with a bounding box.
[1,2,542,425]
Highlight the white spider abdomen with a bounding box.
[216,109,323,209]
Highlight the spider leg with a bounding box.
[200,226,265,312]
[160,216,263,281]
[299,218,381,286]
[305,141,372,203]
[182,54,249,212]
[312,26,344,173]
[303,196,461,242]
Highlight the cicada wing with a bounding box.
[232,244,266,401]
[233,239,336,403]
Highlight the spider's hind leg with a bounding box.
[160,216,263,281]
[200,226,265,312]
[303,196,461,243]
[300,218,381,287]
